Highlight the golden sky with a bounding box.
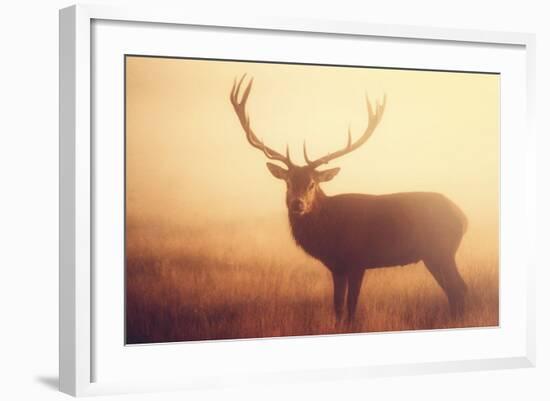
[125,56,499,231]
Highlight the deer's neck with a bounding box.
[287,188,328,253]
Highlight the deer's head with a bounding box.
[230,75,386,217]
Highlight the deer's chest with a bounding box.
[289,215,341,265]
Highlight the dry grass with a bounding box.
[125,216,499,344]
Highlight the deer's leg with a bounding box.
[346,269,366,322]
[423,256,467,318]
[331,271,347,322]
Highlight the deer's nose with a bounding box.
[290,199,305,213]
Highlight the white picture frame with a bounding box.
[59,4,536,397]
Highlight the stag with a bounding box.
[230,75,468,322]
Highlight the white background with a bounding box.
[0,0,547,400]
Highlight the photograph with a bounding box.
[124,55,499,344]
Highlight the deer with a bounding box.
[230,75,468,323]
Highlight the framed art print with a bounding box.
[60,4,536,396]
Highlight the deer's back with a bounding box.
[289,192,467,271]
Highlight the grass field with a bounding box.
[125,215,499,344]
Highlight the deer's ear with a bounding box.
[316,167,340,182]
[266,162,288,180]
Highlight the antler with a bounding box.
[230,75,294,168]
[303,94,386,168]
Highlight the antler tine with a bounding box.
[303,141,313,165]
[230,74,294,167]
[240,76,254,106]
[305,93,387,168]
[230,74,246,106]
